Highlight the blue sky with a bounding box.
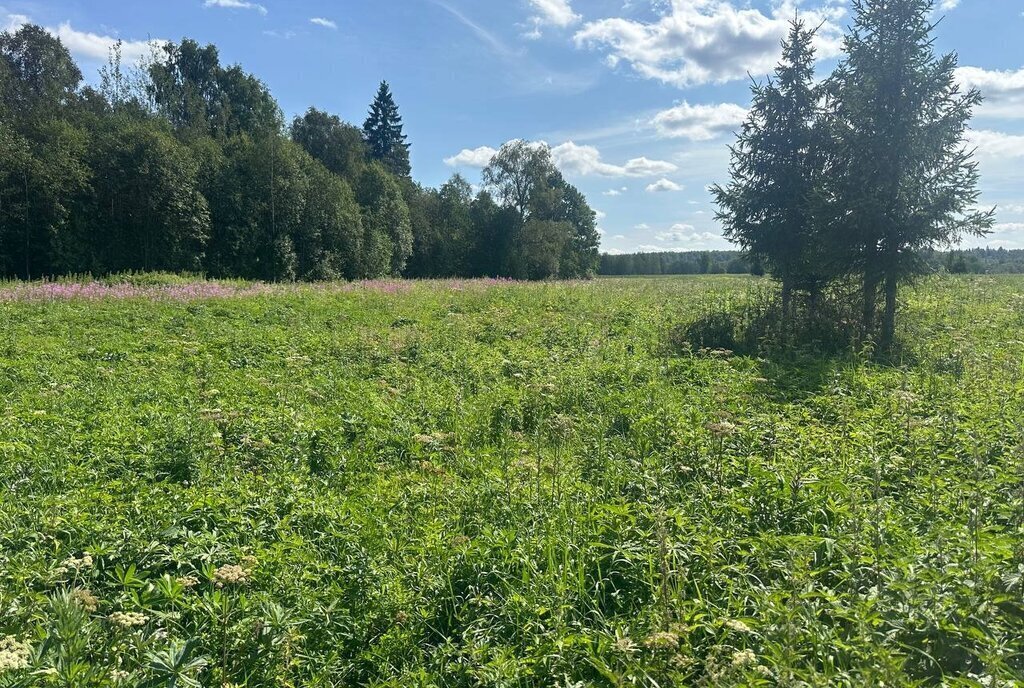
[4,0,1023,253]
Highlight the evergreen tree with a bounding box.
[362,81,411,178]
[820,0,993,348]
[712,20,828,315]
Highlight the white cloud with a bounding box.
[998,204,1024,214]
[595,210,607,220]
[604,248,627,255]
[574,0,845,88]
[551,141,677,177]
[310,17,338,30]
[938,0,959,9]
[603,187,628,196]
[967,130,1024,159]
[652,101,747,141]
[528,0,580,27]
[656,224,718,243]
[2,14,162,63]
[523,0,580,38]
[204,0,267,15]
[646,178,684,193]
[958,65,1024,119]
[444,146,498,168]
[445,141,675,178]
[633,223,650,230]
[612,234,626,239]
[993,222,1024,234]
[4,12,29,31]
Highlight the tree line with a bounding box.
[712,0,993,349]
[599,248,1024,277]
[0,28,600,282]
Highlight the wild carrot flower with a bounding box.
[177,575,200,588]
[707,420,738,437]
[72,588,100,612]
[643,631,679,651]
[109,611,148,628]
[724,619,753,634]
[731,649,757,667]
[0,636,31,672]
[214,564,249,587]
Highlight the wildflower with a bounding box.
[177,575,200,588]
[707,421,738,437]
[670,654,695,669]
[731,649,757,667]
[214,564,248,587]
[754,664,773,678]
[240,555,259,571]
[613,635,638,654]
[394,611,409,625]
[72,588,100,613]
[56,553,93,575]
[0,636,31,672]
[451,535,470,548]
[111,670,131,683]
[109,611,148,628]
[643,631,679,651]
[724,619,753,634]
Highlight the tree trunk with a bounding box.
[781,280,793,322]
[880,273,898,352]
[861,272,879,339]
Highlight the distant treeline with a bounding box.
[599,251,756,276]
[600,248,1024,276]
[0,27,599,282]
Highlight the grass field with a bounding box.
[1,275,1022,687]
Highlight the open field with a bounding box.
[1,275,1022,686]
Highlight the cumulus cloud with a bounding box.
[204,0,267,15]
[528,0,580,27]
[603,187,628,196]
[3,14,164,63]
[444,146,498,168]
[656,224,718,243]
[967,130,1024,159]
[550,141,677,177]
[646,178,683,193]
[958,66,1024,119]
[993,222,1024,234]
[573,0,846,88]
[444,141,675,178]
[652,101,747,141]
[523,0,580,39]
[310,17,338,30]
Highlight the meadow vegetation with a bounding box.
[1,275,1022,686]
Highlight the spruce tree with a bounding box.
[712,20,827,316]
[820,0,993,348]
[362,81,411,178]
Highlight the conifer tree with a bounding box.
[712,19,827,315]
[820,0,993,348]
[362,81,411,178]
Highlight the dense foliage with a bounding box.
[0,30,600,281]
[1,274,1022,686]
[713,1,993,349]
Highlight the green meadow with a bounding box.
[1,275,1022,686]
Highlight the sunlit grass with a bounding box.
[0,275,1021,686]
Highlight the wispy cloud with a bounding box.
[203,0,268,16]
[309,17,338,30]
[431,0,520,61]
